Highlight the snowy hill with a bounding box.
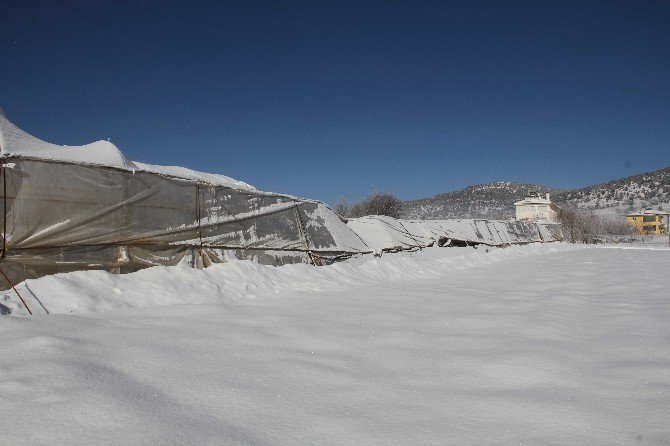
[403,166,670,219]
[403,182,555,219]
[552,166,670,216]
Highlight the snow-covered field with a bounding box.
[1,244,669,445]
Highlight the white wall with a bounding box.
[515,204,558,221]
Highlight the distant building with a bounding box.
[514,192,559,221]
[626,209,668,234]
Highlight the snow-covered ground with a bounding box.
[1,244,669,445]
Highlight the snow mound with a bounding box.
[3,243,577,316]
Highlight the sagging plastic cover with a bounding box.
[346,215,564,252]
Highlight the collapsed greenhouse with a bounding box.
[346,215,564,253]
[0,111,563,290]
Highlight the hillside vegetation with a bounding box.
[403,167,670,220]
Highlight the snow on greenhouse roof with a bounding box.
[0,111,255,190]
[0,111,134,169]
[132,162,255,190]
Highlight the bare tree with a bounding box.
[334,197,349,217]
[346,192,404,219]
[557,208,636,243]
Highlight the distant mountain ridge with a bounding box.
[402,166,670,220]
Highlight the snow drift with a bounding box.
[1,244,669,445]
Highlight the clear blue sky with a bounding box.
[1,1,669,205]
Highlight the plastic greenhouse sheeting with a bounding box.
[346,215,564,252]
[0,113,371,289]
[0,111,564,290]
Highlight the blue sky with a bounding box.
[1,1,669,205]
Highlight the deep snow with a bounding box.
[1,244,669,445]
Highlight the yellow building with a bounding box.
[626,210,668,234]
